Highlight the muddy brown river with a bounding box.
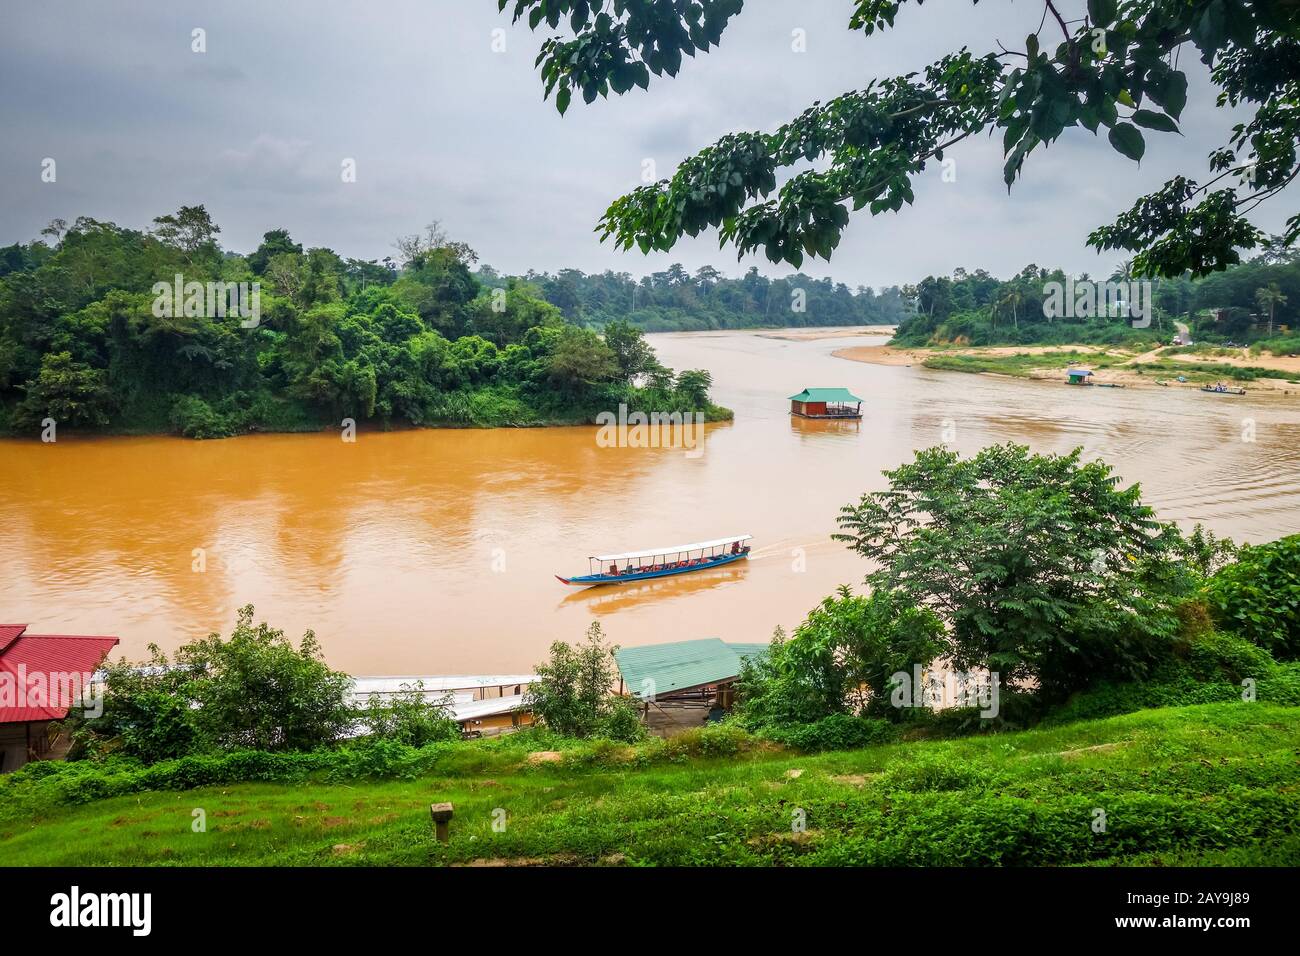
[3,329,1297,673]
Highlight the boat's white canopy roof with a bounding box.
[350,674,536,695]
[593,534,751,563]
[453,694,527,722]
[341,693,529,736]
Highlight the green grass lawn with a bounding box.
[2,702,1298,866]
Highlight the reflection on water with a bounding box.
[3,329,1298,672]
[560,565,748,614]
[790,417,863,443]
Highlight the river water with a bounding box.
[3,330,1298,673]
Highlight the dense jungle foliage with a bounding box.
[0,209,730,437]
[892,246,1300,348]
[479,262,906,332]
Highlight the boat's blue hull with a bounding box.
[557,550,750,587]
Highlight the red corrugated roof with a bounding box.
[0,630,119,723]
[0,625,28,654]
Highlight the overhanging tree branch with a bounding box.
[501,0,1300,278]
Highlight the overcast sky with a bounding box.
[0,1,1290,289]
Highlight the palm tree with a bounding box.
[674,368,713,407]
[996,287,1023,329]
[1110,259,1165,330]
[1254,283,1287,336]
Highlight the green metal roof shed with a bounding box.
[726,643,772,664]
[614,638,768,699]
[787,387,864,403]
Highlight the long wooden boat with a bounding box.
[1201,385,1247,395]
[556,534,752,587]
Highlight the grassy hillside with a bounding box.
[3,702,1297,866]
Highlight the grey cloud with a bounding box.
[0,0,1292,288]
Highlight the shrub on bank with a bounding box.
[0,741,467,822]
[1204,534,1300,660]
[169,395,237,439]
[0,723,768,821]
[69,606,464,764]
[356,683,462,747]
[754,714,899,752]
[71,605,356,761]
[1182,627,1279,681]
[902,690,1046,737]
[524,623,647,744]
[659,723,754,759]
[1251,335,1300,357]
[1045,660,1300,728]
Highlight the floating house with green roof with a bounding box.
[788,387,864,420]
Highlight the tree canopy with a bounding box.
[892,245,1300,346]
[501,0,1300,277]
[0,209,728,436]
[832,442,1186,694]
[479,262,905,331]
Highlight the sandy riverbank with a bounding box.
[1017,366,1300,394]
[758,325,896,341]
[833,343,1116,366]
[833,343,1300,395]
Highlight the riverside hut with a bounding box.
[613,638,769,727]
[788,387,864,419]
[0,625,119,772]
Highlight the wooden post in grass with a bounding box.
[430,802,454,843]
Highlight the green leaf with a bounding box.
[1163,72,1188,120]
[1079,103,1100,133]
[1087,0,1118,26]
[1003,135,1036,187]
[1132,109,1180,134]
[1002,114,1028,152]
[1108,122,1145,162]
[556,87,572,116]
